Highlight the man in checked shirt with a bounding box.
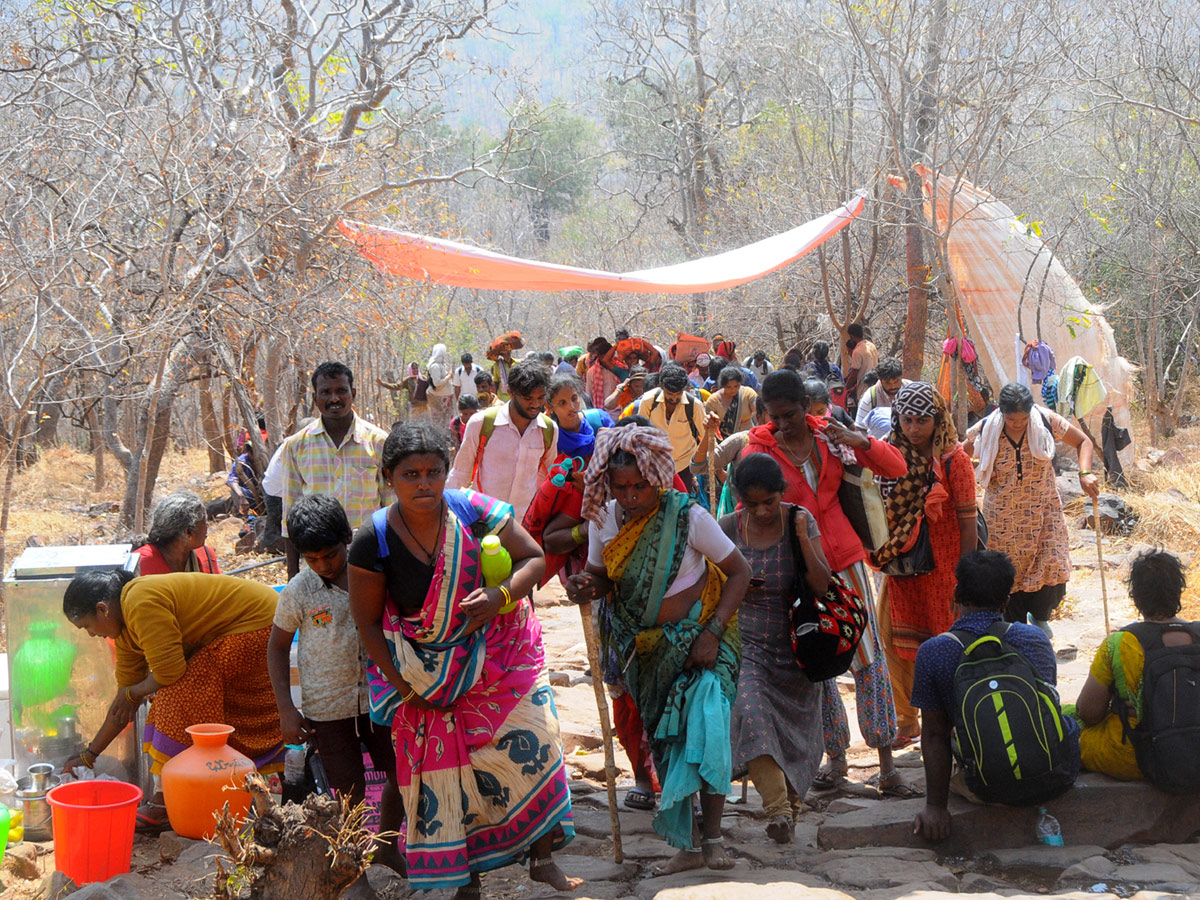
[281,361,389,578]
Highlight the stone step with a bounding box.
[817,773,1200,855]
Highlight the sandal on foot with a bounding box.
[890,731,920,751]
[764,815,793,844]
[812,761,848,790]
[870,771,924,799]
[135,803,169,832]
[624,787,656,810]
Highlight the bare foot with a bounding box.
[702,839,735,871]
[530,859,583,892]
[651,849,704,877]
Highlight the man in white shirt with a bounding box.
[635,363,711,493]
[448,360,559,520]
[854,357,911,430]
[260,417,316,549]
[744,349,774,382]
[452,352,482,402]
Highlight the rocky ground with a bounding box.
[3,440,1199,899]
[5,550,1200,900]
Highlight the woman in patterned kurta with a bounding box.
[720,454,830,843]
[871,384,978,744]
[964,383,1100,631]
[348,423,579,898]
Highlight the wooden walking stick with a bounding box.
[577,601,624,862]
[1093,495,1111,634]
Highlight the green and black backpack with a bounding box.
[948,622,1074,805]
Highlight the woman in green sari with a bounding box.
[566,426,750,874]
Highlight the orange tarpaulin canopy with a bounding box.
[337,194,865,295]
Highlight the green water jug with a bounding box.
[479,535,512,587]
[12,621,77,709]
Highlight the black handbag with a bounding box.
[787,506,868,682]
[879,516,936,578]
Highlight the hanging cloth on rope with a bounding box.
[337,194,866,294]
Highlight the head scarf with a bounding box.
[870,382,960,568]
[428,343,449,370]
[581,426,676,524]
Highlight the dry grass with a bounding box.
[4,445,227,555]
[1062,423,1200,548]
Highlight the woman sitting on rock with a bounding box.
[1073,548,1196,779]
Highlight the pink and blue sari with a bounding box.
[367,489,574,891]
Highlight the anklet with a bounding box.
[701,837,724,845]
[530,857,555,869]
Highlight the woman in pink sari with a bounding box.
[348,423,580,898]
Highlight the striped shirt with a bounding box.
[280,414,389,537]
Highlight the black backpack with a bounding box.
[948,622,1074,805]
[1116,622,1200,792]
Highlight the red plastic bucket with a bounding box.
[47,781,142,884]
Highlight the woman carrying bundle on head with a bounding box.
[565,426,750,874]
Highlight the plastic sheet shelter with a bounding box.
[337,194,865,295]
[916,166,1135,449]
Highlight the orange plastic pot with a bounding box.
[161,724,254,839]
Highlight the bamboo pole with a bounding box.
[577,601,624,862]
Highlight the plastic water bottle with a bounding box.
[284,745,306,786]
[480,535,512,587]
[1036,807,1064,846]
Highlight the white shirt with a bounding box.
[447,403,559,520]
[854,379,913,430]
[452,364,482,398]
[588,501,734,597]
[261,441,288,497]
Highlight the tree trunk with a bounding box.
[263,339,285,451]
[87,402,106,492]
[211,774,377,900]
[199,366,226,473]
[901,186,929,379]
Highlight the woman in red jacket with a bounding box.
[744,369,917,799]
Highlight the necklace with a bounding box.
[396,501,444,562]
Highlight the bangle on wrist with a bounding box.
[1078,469,1092,476]
[125,687,138,704]
[400,686,417,704]
[571,524,585,546]
[497,584,518,614]
[705,618,727,640]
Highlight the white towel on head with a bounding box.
[976,407,1055,490]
